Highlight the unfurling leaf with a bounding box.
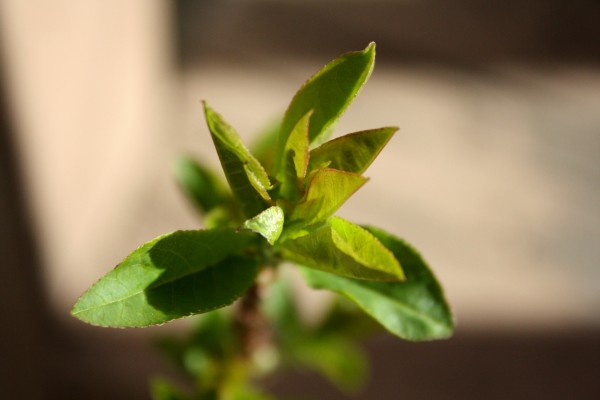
[71,229,258,327]
[277,110,311,201]
[241,206,284,245]
[250,118,282,173]
[308,127,397,175]
[204,102,272,217]
[282,217,404,281]
[274,43,376,174]
[289,168,367,227]
[301,226,453,341]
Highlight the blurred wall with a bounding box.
[0,0,186,316]
[2,0,599,334]
[0,1,179,398]
[1,1,599,399]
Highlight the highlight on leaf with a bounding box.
[308,126,397,175]
[71,229,258,327]
[281,216,404,282]
[241,206,285,245]
[203,102,272,217]
[276,110,312,201]
[288,168,368,227]
[301,226,453,341]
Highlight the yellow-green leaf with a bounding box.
[250,117,282,173]
[282,217,404,281]
[276,111,311,201]
[275,43,376,174]
[203,102,272,217]
[289,168,367,227]
[300,226,454,341]
[241,206,284,245]
[308,127,397,174]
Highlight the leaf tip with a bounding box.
[69,304,79,318]
[365,41,376,53]
[202,100,213,116]
[241,205,284,245]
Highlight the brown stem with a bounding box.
[234,278,271,359]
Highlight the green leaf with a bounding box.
[71,229,259,327]
[203,205,238,229]
[203,102,272,217]
[282,217,404,281]
[288,168,367,227]
[224,385,275,400]
[300,226,454,341]
[276,111,311,201]
[189,310,236,360]
[150,378,190,400]
[250,117,282,174]
[155,311,236,378]
[241,206,284,245]
[173,156,229,213]
[264,270,368,392]
[308,127,397,174]
[294,337,367,393]
[261,267,304,348]
[315,298,381,340]
[275,43,376,173]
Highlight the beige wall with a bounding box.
[0,1,190,317]
[2,1,599,331]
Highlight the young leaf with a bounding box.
[203,102,272,217]
[281,217,404,281]
[288,168,367,227]
[71,229,259,327]
[173,156,229,213]
[275,43,376,173]
[308,127,397,174]
[249,117,282,173]
[241,206,284,245]
[276,111,311,201]
[300,226,454,341]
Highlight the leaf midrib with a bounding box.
[72,248,224,315]
[334,279,451,332]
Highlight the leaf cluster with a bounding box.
[71,43,453,399]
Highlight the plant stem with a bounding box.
[234,278,271,360]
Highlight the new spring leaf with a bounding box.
[71,229,258,327]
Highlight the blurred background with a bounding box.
[1,0,599,399]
